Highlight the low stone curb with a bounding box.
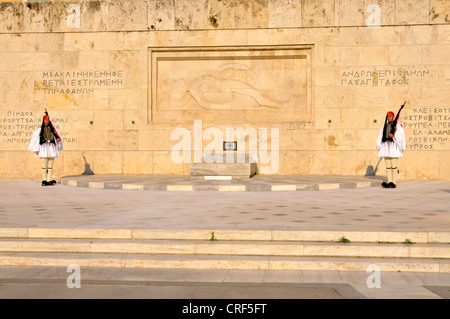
[61,178,381,192]
[1,253,448,273]
[1,227,448,273]
[2,228,449,244]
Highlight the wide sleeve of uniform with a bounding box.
[28,128,41,153]
[394,124,406,152]
[54,127,64,151]
[376,126,383,151]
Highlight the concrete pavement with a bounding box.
[0,176,449,299]
[0,177,448,232]
[0,266,449,299]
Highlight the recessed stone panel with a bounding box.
[148,45,313,124]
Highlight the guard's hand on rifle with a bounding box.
[389,134,394,138]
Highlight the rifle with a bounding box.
[382,101,406,142]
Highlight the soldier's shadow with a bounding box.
[365,158,382,176]
[82,155,95,175]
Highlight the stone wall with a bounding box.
[0,0,449,179]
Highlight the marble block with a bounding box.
[190,162,257,179]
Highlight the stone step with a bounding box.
[1,228,449,244]
[190,153,257,178]
[1,252,449,273]
[60,175,382,191]
[190,162,257,179]
[0,239,449,259]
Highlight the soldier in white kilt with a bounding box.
[28,112,63,186]
[376,110,406,188]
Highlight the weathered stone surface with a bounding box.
[430,0,450,24]
[81,0,109,32]
[153,150,184,175]
[268,0,302,28]
[51,1,82,33]
[122,151,153,174]
[363,0,396,26]
[108,0,148,31]
[0,2,24,33]
[23,2,52,32]
[63,32,95,51]
[302,0,335,27]
[148,0,176,30]
[396,0,430,25]
[338,0,365,27]
[108,130,138,150]
[0,0,447,32]
[0,1,448,180]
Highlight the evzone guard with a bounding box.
[376,102,407,188]
[28,110,64,186]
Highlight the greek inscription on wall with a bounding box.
[0,111,76,146]
[38,70,124,94]
[403,107,450,151]
[341,67,431,86]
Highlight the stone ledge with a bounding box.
[0,239,448,259]
[1,253,448,273]
[60,175,383,192]
[2,228,449,244]
[190,163,257,179]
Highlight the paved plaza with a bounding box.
[0,176,448,232]
[0,176,449,299]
